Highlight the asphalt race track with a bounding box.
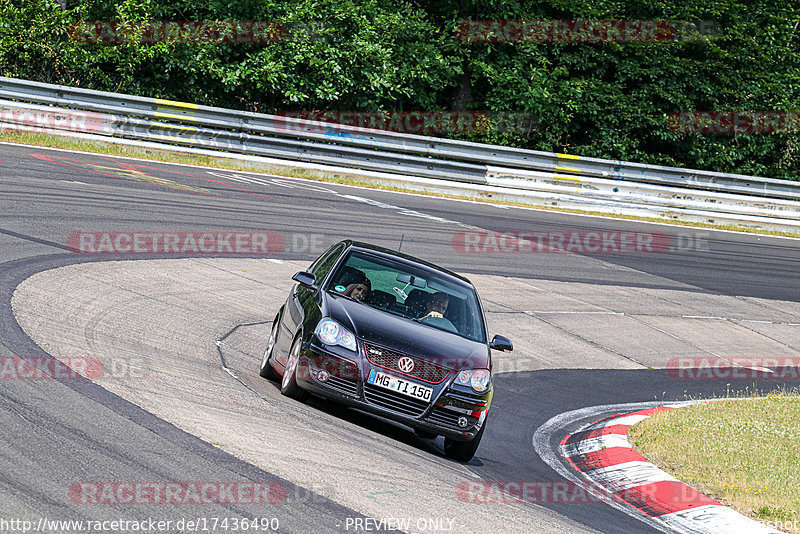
[2,141,799,534]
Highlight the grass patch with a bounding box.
[629,393,800,532]
[2,131,799,239]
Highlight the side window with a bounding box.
[309,244,345,283]
[308,244,340,274]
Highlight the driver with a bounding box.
[420,292,449,319]
[344,280,371,302]
[418,292,457,334]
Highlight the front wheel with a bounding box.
[280,336,309,401]
[444,423,485,462]
[259,318,280,379]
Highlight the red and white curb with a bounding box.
[559,404,784,534]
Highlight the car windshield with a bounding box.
[327,251,486,343]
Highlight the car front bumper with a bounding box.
[295,342,490,441]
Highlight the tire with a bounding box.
[444,423,485,462]
[259,318,280,379]
[280,336,309,401]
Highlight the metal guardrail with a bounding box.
[3,76,800,197]
[1,76,799,231]
[486,167,800,221]
[0,91,488,184]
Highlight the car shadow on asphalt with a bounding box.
[252,373,454,460]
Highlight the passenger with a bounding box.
[344,280,371,302]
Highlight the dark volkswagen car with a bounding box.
[259,240,512,461]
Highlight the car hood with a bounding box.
[325,293,489,370]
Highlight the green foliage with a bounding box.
[1,0,798,179]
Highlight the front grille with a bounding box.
[363,384,430,418]
[426,406,479,430]
[364,343,451,384]
[325,375,359,396]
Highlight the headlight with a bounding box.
[453,369,491,393]
[314,318,357,352]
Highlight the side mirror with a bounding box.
[490,335,513,352]
[292,271,317,289]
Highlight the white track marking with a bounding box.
[4,139,798,241]
[536,400,787,534]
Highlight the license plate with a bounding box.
[368,369,433,402]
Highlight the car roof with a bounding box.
[339,240,473,287]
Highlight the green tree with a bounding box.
[0,0,797,179]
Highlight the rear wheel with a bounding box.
[444,423,485,462]
[280,336,309,401]
[259,318,280,379]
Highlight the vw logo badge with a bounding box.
[397,357,415,373]
[458,416,469,428]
